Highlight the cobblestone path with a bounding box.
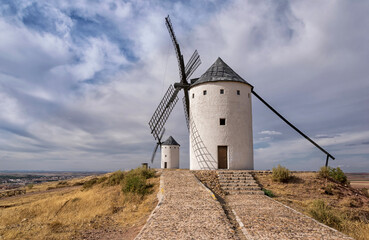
[135,170,237,240]
[227,195,352,240]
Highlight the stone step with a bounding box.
[222,186,261,190]
[219,178,255,182]
[219,181,257,184]
[219,177,255,180]
[221,183,259,187]
[218,172,253,174]
[218,173,253,176]
[217,171,253,174]
[225,190,264,195]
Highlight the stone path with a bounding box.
[136,170,352,240]
[227,194,352,240]
[135,170,237,239]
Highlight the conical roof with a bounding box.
[190,57,253,88]
[162,136,180,146]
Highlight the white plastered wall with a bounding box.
[189,81,253,170]
[161,145,179,169]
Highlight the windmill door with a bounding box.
[218,146,228,169]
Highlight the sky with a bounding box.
[0,0,368,172]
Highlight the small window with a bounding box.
[192,93,194,98]
[248,93,251,98]
[237,90,240,95]
[203,90,207,95]
[220,89,224,94]
[220,118,226,125]
[165,155,167,157]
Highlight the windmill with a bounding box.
[148,16,201,163]
[149,16,334,169]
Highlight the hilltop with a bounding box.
[0,168,159,240]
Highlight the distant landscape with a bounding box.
[346,173,369,189]
[0,171,107,191]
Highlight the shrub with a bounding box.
[140,168,156,179]
[97,176,108,184]
[319,166,330,178]
[330,167,348,184]
[27,184,34,189]
[106,171,125,186]
[308,200,342,229]
[122,174,152,196]
[262,188,274,197]
[272,165,291,183]
[319,166,348,184]
[83,178,98,189]
[127,168,156,180]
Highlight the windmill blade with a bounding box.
[251,89,335,165]
[183,89,190,123]
[149,85,179,141]
[165,16,187,84]
[185,50,201,80]
[182,96,189,130]
[151,143,160,163]
[150,128,165,164]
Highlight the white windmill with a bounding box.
[149,16,335,170]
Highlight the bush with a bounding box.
[319,166,330,178]
[122,174,152,196]
[272,165,292,183]
[106,171,125,186]
[319,166,348,184]
[127,168,156,180]
[83,178,98,189]
[140,168,156,179]
[97,176,108,184]
[331,167,348,184]
[27,184,34,189]
[308,200,342,229]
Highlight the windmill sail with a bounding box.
[149,85,179,141]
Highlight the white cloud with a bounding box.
[259,130,282,135]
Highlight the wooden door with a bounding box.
[218,146,228,169]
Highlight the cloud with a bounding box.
[259,130,282,135]
[0,0,368,172]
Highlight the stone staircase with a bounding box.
[217,171,264,195]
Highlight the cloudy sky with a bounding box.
[0,0,368,172]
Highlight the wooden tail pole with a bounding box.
[252,90,335,165]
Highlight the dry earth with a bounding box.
[0,173,159,240]
[254,171,369,240]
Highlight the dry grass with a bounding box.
[0,172,159,240]
[254,172,369,240]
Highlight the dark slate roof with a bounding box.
[190,57,253,88]
[162,136,180,146]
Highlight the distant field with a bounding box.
[346,173,369,189]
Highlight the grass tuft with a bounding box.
[262,188,275,197]
[272,165,292,183]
